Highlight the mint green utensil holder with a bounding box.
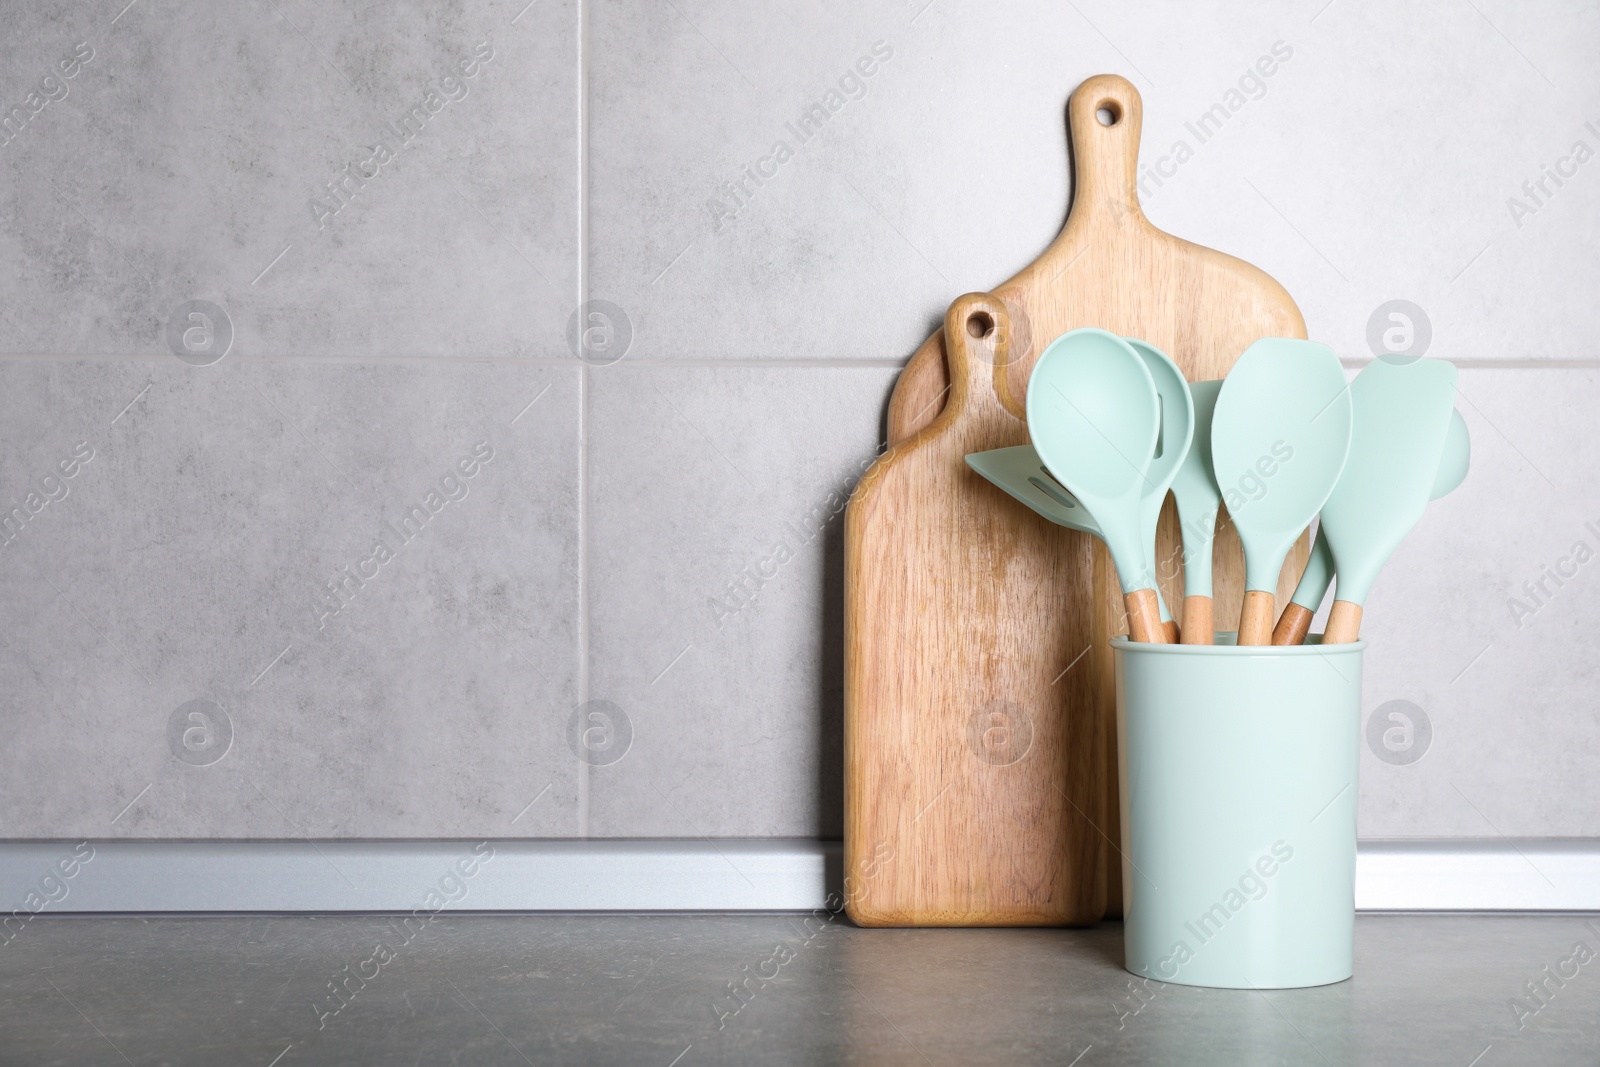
[1112,633,1363,989]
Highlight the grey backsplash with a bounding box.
[1,0,1595,840]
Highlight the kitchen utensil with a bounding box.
[1168,379,1224,643]
[1026,328,1166,642]
[1273,530,1334,647]
[847,293,1105,927]
[1210,338,1352,644]
[1125,338,1195,641]
[847,74,1308,928]
[1273,408,1469,645]
[964,445,1100,535]
[1317,356,1460,643]
[964,444,1181,632]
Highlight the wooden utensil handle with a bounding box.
[1163,619,1180,643]
[1180,596,1213,645]
[1272,603,1314,646]
[1322,600,1363,643]
[1125,588,1166,643]
[1237,590,1276,645]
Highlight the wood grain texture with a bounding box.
[1323,600,1363,644]
[1273,602,1315,646]
[1238,589,1278,646]
[848,75,1312,927]
[1124,589,1166,644]
[1181,596,1214,645]
[845,294,1108,926]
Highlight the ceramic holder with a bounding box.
[1112,633,1363,989]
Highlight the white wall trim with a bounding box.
[2,839,1597,914]
[0,840,837,915]
[1355,838,1600,911]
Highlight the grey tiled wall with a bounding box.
[1,0,1596,839]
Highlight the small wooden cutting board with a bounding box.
[844,74,1310,926]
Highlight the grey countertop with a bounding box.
[3,913,1597,1065]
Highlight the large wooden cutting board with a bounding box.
[844,74,1310,927]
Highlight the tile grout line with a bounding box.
[0,353,915,368]
[576,0,591,840]
[0,352,1598,370]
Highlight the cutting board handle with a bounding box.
[942,292,1013,428]
[1066,74,1144,228]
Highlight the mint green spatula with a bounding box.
[964,445,1101,535]
[1026,328,1166,642]
[1274,408,1469,644]
[964,444,1181,631]
[1318,356,1460,643]
[1210,338,1353,645]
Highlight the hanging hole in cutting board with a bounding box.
[966,311,996,339]
[1096,100,1121,126]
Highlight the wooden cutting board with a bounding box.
[844,74,1310,927]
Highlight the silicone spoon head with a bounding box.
[1321,355,1459,606]
[1026,328,1159,591]
[965,445,1101,537]
[1210,338,1353,593]
[1124,338,1195,572]
[1168,379,1223,598]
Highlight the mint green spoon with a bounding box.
[1124,339,1195,642]
[1318,356,1460,643]
[1167,379,1223,643]
[1274,408,1469,644]
[1026,328,1166,642]
[1210,338,1353,644]
[964,444,1180,629]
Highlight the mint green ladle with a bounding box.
[1209,338,1352,645]
[1026,328,1165,642]
[1273,408,1469,644]
[1124,339,1195,642]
